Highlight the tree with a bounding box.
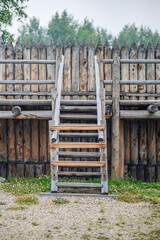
[0,0,28,42]
[47,10,78,44]
[18,17,47,45]
[117,23,160,47]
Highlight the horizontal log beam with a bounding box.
[103,59,114,64]
[0,59,56,64]
[0,80,55,84]
[104,80,160,85]
[56,182,103,188]
[58,171,101,176]
[59,133,98,138]
[0,99,51,106]
[60,114,97,120]
[0,111,52,119]
[61,91,96,96]
[50,124,105,130]
[58,151,100,158]
[51,161,105,167]
[120,100,160,106]
[50,142,106,149]
[0,91,51,96]
[121,59,160,64]
[60,105,97,112]
[120,110,160,119]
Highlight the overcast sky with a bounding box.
[9,0,160,38]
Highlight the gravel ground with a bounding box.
[0,190,159,240]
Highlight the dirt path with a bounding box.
[0,190,159,240]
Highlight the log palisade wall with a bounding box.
[0,37,160,182]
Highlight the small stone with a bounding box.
[0,177,6,183]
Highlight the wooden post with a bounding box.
[130,41,138,179]
[23,38,31,164]
[6,38,16,166]
[103,40,111,176]
[111,54,120,179]
[96,38,103,89]
[15,38,23,164]
[156,41,160,180]
[0,37,7,165]
[39,39,47,163]
[31,39,39,163]
[120,40,129,178]
[146,41,156,182]
[137,41,147,181]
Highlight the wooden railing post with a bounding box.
[112,55,120,179]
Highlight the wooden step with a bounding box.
[58,171,101,177]
[56,182,103,188]
[58,151,100,158]
[59,133,98,138]
[51,161,106,167]
[60,114,97,120]
[50,142,106,149]
[50,124,105,131]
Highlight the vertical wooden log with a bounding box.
[15,38,23,163]
[31,40,39,163]
[0,37,7,162]
[96,38,103,88]
[23,38,31,163]
[130,41,138,179]
[120,40,129,177]
[88,39,96,172]
[72,38,79,99]
[39,39,47,163]
[103,40,111,176]
[80,40,88,165]
[146,41,156,182]
[6,38,15,162]
[112,54,120,179]
[47,38,55,164]
[137,41,147,181]
[156,41,160,180]
[56,38,63,88]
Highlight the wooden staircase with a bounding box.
[49,55,108,194]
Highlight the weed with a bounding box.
[81,234,91,240]
[0,201,6,205]
[32,221,38,226]
[100,209,104,213]
[74,200,78,203]
[98,201,102,204]
[50,211,53,214]
[52,198,69,205]
[96,236,109,240]
[45,234,50,238]
[10,235,14,239]
[7,206,26,210]
[16,195,38,205]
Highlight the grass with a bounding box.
[15,195,38,205]
[52,198,69,205]
[0,176,160,204]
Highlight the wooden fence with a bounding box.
[0,37,160,182]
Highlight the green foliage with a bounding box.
[52,198,69,205]
[117,23,160,47]
[0,0,28,43]
[47,10,78,45]
[18,16,48,45]
[15,195,38,205]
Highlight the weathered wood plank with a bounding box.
[51,161,106,167]
[6,38,15,161]
[50,143,106,149]
[147,42,156,181]
[23,38,31,163]
[156,41,160,167]
[120,110,160,119]
[39,39,47,162]
[0,37,7,162]
[31,40,39,162]
[58,151,100,157]
[56,182,103,187]
[50,124,105,130]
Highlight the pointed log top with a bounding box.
[96,37,102,50]
[104,39,110,48]
[25,38,30,48]
[56,37,62,48]
[39,38,45,48]
[156,41,160,50]
[72,38,78,47]
[64,38,70,48]
[15,37,22,47]
[130,40,137,50]
[112,39,119,50]
[0,36,4,46]
[32,39,37,48]
[121,40,128,49]
[88,39,95,48]
[147,40,153,50]
[6,37,13,47]
[80,39,86,48]
[138,40,145,50]
[47,38,54,48]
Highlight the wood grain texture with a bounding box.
[0,37,7,162]
[50,125,105,130]
[51,161,106,167]
[156,41,160,165]
[50,143,106,149]
[6,38,15,161]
